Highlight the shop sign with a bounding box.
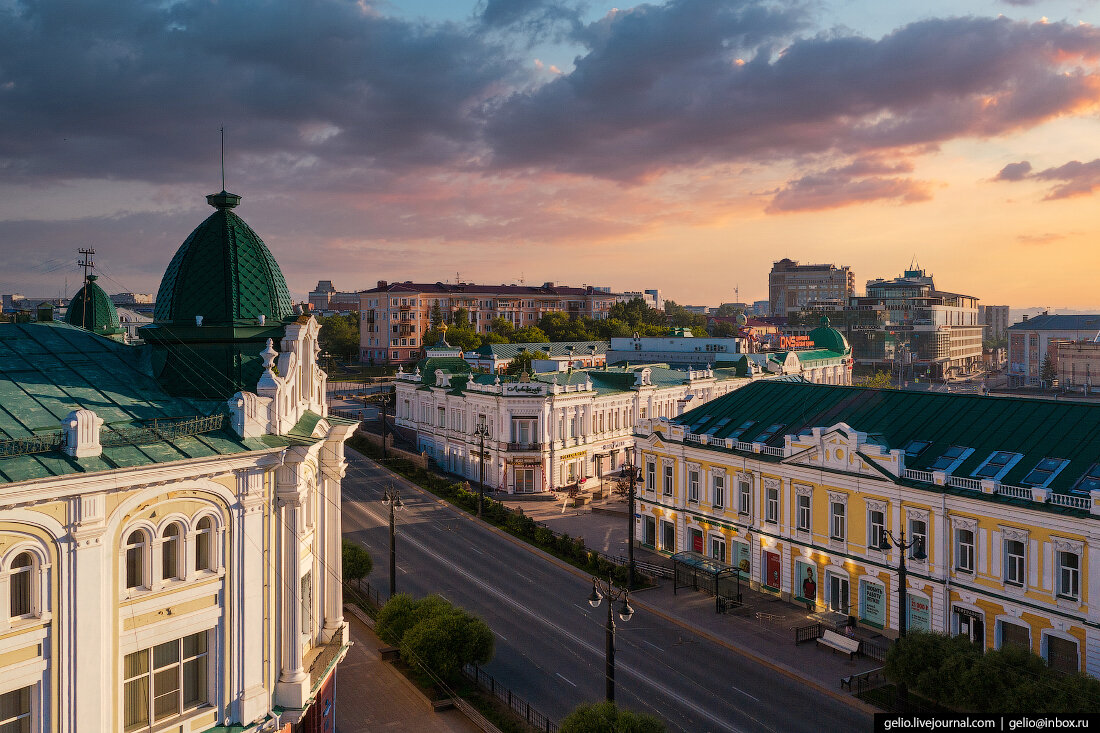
[763,551,781,590]
[907,595,931,632]
[505,383,545,396]
[859,580,886,628]
[560,451,587,460]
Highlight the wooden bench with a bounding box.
[817,630,861,658]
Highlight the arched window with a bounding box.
[194,517,213,572]
[162,524,182,581]
[10,552,33,618]
[125,531,146,590]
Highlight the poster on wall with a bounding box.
[732,542,750,576]
[795,560,817,605]
[763,551,781,590]
[859,580,886,628]
[907,594,931,632]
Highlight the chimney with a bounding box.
[1022,314,1029,321]
[377,280,388,289]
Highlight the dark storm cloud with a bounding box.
[487,8,1100,179]
[994,158,1100,198]
[0,0,522,184]
[478,0,585,39]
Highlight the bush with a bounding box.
[533,526,554,548]
[375,593,419,646]
[341,539,373,583]
[376,593,495,683]
[559,701,665,733]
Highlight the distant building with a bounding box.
[751,300,770,317]
[465,340,608,373]
[358,281,620,364]
[683,305,709,314]
[1007,314,1100,388]
[617,290,661,310]
[309,280,360,313]
[768,259,854,318]
[1049,339,1100,393]
[980,305,1011,342]
[645,289,664,311]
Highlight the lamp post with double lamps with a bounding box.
[587,575,634,702]
[622,455,640,590]
[474,423,489,517]
[382,484,404,597]
[875,529,926,638]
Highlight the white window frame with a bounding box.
[645,462,655,493]
[765,486,779,525]
[955,528,975,574]
[868,509,885,550]
[663,465,673,496]
[908,516,928,561]
[1003,538,1026,587]
[830,502,846,542]
[796,494,811,532]
[1057,550,1080,601]
[713,474,725,509]
[738,480,751,516]
[688,470,699,503]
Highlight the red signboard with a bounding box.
[764,551,781,590]
[692,533,703,553]
[780,335,815,350]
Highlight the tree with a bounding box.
[429,302,445,330]
[503,349,549,375]
[714,303,743,317]
[663,300,707,330]
[489,317,515,339]
[317,312,360,361]
[511,326,549,344]
[608,298,666,329]
[1040,352,1057,385]
[559,702,666,733]
[451,307,471,329]
[708,319,739,337]
[854,371,895,389]
[376,594,494,683]
[341,539,373,584]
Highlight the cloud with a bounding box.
[487,9,1100,180]
[1016,232,1065,246]
[994,158,1100,198]
[765,157,933,212]
[478,0,584,40]
[995,161,1033,181]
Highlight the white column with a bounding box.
[320,441,346,641]
[233,468,269,725]
[274,462,310,710]
[68,517,110,733]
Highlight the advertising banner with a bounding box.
[859,579,886,628]
[795,559,818,605]
[763,551,781,590]
[908,594,931,632]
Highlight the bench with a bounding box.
[817,630,861,658]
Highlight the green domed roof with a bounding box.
[65,275,121,333]
[808,316,850,353]
[153,191,293,325]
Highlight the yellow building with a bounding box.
[635,379,1100,676]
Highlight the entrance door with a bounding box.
[514,468,535,493]
[828,573,850,614]
[954,607,984,644]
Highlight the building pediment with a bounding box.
[784,422,900,478]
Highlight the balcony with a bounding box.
[507,442,544,452]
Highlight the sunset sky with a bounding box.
[2,0,1099,308]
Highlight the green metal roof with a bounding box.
[808,318,850,354]
[675,380,1100,497]
[0,322,285,485]
[154,191,293,325]
[64,275,121,334]
[471,341,609,359]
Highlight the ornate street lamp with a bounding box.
[381,484,405,597]
[875,529,926,638]
[474,423,490,517]
[587,575,634,702]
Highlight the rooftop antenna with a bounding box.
[77,248,95,330]
[220,126,225,191]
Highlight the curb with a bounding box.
[346,449,878,718]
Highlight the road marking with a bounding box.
[640,639,663,652]
[494,630,508,642]
[469,546,485,555]
[556,673,577,687]
[730,685,759,702]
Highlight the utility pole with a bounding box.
[77,248,95,330]
[627,453,638,590]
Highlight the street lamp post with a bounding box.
[876,529,926,638]
[382,484,404,597]
[624,455,639,590]
[587,575,634,702]
[475,424,489,517]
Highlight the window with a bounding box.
[868,510,885,549]
[124,632,208,731]
[125,531,146,590]
[688,471,699,503]
[929,445,968,472]
[903,440,930,458]
[765,487,778,524]
[194,517,213,572]
[728,420,755,441]
[645,462,655,492]
[796,494,810,532]
[661,520,675,552]
[756,423,785,442]
[738,481,751,516]
[908,518,927,560]
[514,468,535,493]
[711,537,726,563]
[662,465,673,496]
[713,474,725,508]
[973,451,1016,479]
[1075,463,1100,493]
[1004,539,1025,586]
[643,516,655,546]
[1047,635,1080,674]
[437,407,445,428]
[955,529,975,573]
[1057,552,1079,600]
[0,687,30,733]
[830,502,846,541]
[161,524,181,581]
[9,552,33,618]
[1022,458,1068,487]
[828,573,850,614]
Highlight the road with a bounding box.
[340,452,871,733]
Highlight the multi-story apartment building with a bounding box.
[1048,338,1100,393]
[0,189,355,732]
[393,338,770,493]
[768,259,855,318]
[1007,314,1100,388]
[843,266,982,377]
[636,380,1100,675]
[359,281,621,364]
[980,305,1011,343]
[308,281,361,313]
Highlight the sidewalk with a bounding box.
[493,490,884,703]
[337,609,482,733]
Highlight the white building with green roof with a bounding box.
[0,189,355,733]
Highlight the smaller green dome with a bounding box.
[808,321,849,353]
[65,275,121,334]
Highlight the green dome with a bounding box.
[153,191,293,325]
[65,275,121,333]
[809,316,850,353]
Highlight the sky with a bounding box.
[2,0,1099,308]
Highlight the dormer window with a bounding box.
[929,445,969,472]
[1075,463,1100,493]
[903,440,930,458]
[728,420,756,441]
[1021,458,1069,487]
[756,423,785,442]
[972,451,1019,479]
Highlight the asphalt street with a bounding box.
[340,451,871,733]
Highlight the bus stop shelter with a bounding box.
[671,551,747,613]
